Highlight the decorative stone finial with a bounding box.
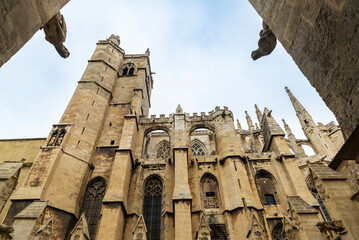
[176,104,183,113]
[108,34,120,46]
[145,48,150,56]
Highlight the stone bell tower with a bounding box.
[3,34,154,239]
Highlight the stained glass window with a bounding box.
[82,177,107,240]
[201,174,220,208]
[143,176,163,240]
[191,140,206,156]
[156,141,169,158]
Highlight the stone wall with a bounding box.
[0,0,70,66]
[0,138,45,163]
[248,0,359,138]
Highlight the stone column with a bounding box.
[97,112,138,240]
[171,105,193,240]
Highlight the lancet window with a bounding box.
[255,170,280,205]
[156,141,170,158]
[143,175,163,240]
[191,140,207,156]
[201,174,220,209]
[81,177,107,239]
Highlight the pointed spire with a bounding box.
[285,87,310,117]
[254,104,263,123]
[245,111,254,129]
[176,104,183,113]
[285,87,316,129]
[282,119,293,136]
[237,119,243,130]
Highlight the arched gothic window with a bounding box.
[122,63,135,76]
[82,177,107,239]
[272,223,286,240]
[201,174,220,208]
[143,176,163,240]
[156,141,170,158]
[306,176,331,221]
[191,140,207,156]
[255,170,280,205]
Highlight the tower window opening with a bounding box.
[122,67,128,75]
[86,114,90,120]
[110,140,115,145]
[129,67,135,76]
[81,127,85,134]
[92,100,95,106]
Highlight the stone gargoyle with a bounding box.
[251,21,277,60]
[43,12,70,58]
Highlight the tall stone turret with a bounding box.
[285,87,337,158]
[282,119,306,158]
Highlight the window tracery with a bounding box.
[191,140,207,156]
[272,223,286,240]
[210,224,227,240]
[143,176,163,240]
[255,170,280,205]
[81,177,106,240]
[201,174,220,209]
[156,141,170,158]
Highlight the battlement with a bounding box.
[140,106,233,124]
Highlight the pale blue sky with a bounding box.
[0,0,336,149]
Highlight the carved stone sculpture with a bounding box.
[251,21,277,60]
[316,220,345,240]
[43,12,70,58]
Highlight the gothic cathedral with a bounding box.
[0,35,358,240]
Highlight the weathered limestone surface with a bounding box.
[0,35,357,239]
[0,139,45,164]
[0,0,70,66]
[249,0,359,138]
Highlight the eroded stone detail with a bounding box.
[43,12,70,58]
[251,21,277,60]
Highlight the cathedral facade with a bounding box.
[0,35,358,240]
